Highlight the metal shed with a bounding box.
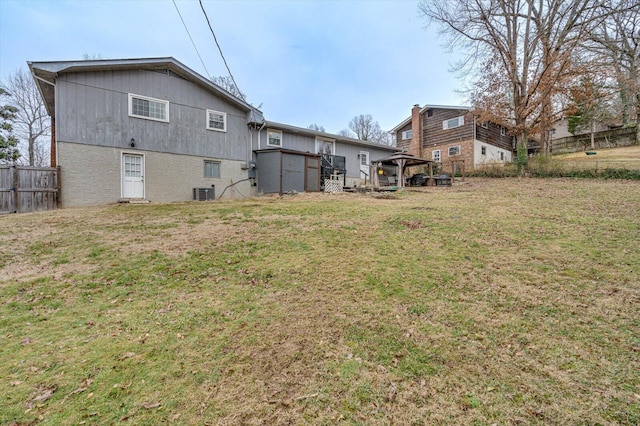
[254,149,321,195]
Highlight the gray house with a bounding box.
[29,57,396,206]
[30,57,263,206]
[255,121,396,192]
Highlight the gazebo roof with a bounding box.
[375,152,434,167]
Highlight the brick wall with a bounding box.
[409,105,422,157]
[423,138,475,175]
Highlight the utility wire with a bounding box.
[172,0,211,80]
[198,0,242,95]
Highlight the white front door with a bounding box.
[360,151,369,178]
[122,153,144,199]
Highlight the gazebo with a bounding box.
[372,152,435,188]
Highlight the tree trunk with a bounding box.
[28,132,35,166]
[590,121,595,150]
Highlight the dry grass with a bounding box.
[1,178,639,425]
[552,145,640,170]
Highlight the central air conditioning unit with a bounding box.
[193,187,215,201]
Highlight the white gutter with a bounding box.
[257,120,266,150]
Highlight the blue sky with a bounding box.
[0,0,466,133]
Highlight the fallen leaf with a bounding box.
[21,337,33,345]
[387,383,397,402]
[118,352,136,360]
[142,402,162,409]
[27,384,58,408]
[10,380,23,387]
[113,382,132,389]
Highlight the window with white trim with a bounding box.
[401,129,413,140]
[443,116,464,130]
[204,160,221,178]
[267,129,282,147]
[481,146,487,156]
[448,146,461,156]
[316,138,335,155]
[432,149,441,162]
[129,94,169,122]
[206,110,226,132]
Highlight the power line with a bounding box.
[198,0,242,95]
[172,0,211,80]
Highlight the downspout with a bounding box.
[257,120,266,150]
[473,114,476,168]
[53,78,59,168]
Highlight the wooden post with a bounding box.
[50,118,56,167]
[12,165,19,213]
[56,166,61,209]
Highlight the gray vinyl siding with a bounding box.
[258,128,394,179]
[282,153,305,193]
[56,69,250,161]
[255,150,281,194]
[335,143,393,179]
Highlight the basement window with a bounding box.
[204,160,221,178]
[481,146,487,156]
[129,93,169,122]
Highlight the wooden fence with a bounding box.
[0,165,59,214]
[552,127,636,154]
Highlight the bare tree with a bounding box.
[82,53,106,60]
[566,75,614,149]
[348,114,393,145]
[1,68,51,166]
[308,123,326,132]
[211,75,246,101]
[588,0,640,143]
[420,0,611,166]
[338,128,354,138]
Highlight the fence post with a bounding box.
[56,166,61,208]
[12,165,19,214]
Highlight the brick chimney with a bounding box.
[409,104,422,157]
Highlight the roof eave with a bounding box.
[27,57,263,122]
[264,120,396,151]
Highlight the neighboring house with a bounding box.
[29,57,396,206]
[255,121,396,192]
[30,58,263,206]
[391,104,514,171]
[550,117,611,140]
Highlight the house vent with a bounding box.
[193,187,215,201]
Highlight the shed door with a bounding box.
[305,156,320,192]
[122,153,144,199]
